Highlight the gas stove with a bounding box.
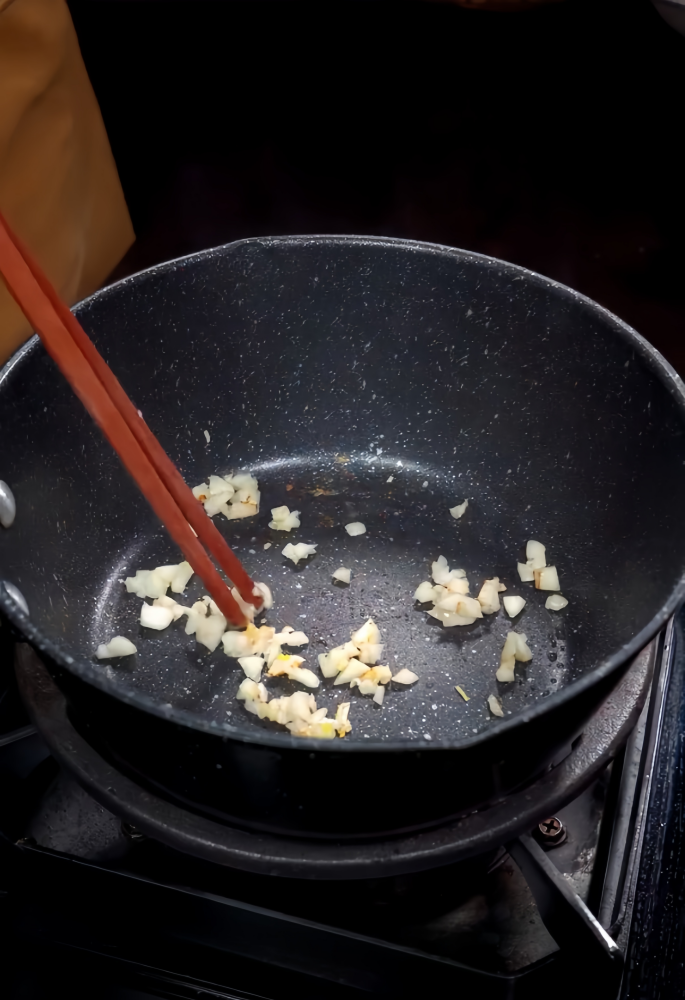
[1,610,684,999]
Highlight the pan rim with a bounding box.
[2,233,685,753]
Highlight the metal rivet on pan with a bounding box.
[2,581,28,616]
[0,480,16,528]
[535,815,567,847]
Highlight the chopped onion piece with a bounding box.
[252,581,273,610]
[153,595,187,621]
[96,636,137,659]
[517,562,535,583]
[277,627,309,647]
[526,540,546,570]
[445,577,470,595]
[194,608,227,652]
[222,623,276,658]
[357,641,384,665]
[207,475,230,496]
[513,632,533,662]
[546,593,568,611]
[535,565,560,591]
[351,618,381,646]
[236,678,268,703]
[433,592,460,612]
[335,702,352,736]
[345,521,366,536]
[231,586,257,623]
[393,668,418,684]
[503,595,526,617]
[224,501,258,520]
[269,506,301,532]
[334,658,369,686]
[373,686,385,705]
[282,542,317,565]
[414,580,437,603]
[431,555,466,586]
[170,562,194,594]
[238,680,351,738]
[488,694,504,718]
[496,631,530,683]
[318,652,339,678]
[436,593,483,618]
[333,567,351,584]
[194,472,259,519]
[140,602,175,630]
[204,492,233,517]
[449,499,469,519]
[268,654,320,688]
[125,562,194,599]
[477,578,501,615]
[428,606,477,626]
[238,655,264,681]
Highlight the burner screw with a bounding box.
[121,822,146,842]
[535,816,567,847]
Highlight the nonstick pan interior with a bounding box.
[2,235,685,750]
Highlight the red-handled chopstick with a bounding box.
[0,211,256,627]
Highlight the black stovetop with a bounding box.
[2,608,685,999]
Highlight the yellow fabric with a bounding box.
[0,0,134,363]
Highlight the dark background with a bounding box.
[68,0,685,371]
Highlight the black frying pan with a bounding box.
[2,236,685,839]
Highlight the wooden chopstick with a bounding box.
[0,211,255,627]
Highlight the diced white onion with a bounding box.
[488,694,504,717]
[496,631,530,683]
[545,593,568,611]
[428,606,477,626]
[373,686,385,705]
[333,567,351,584]
[208,475,231,496]
[153,595,188,620]
[318,652,339,678]
[96,636,137,659]
[414,580,437,603]
[345,522,366,536]
[351,619,381,646]
[221,631,251,659]
[503,595,526,617]
[477,578,501,615]
[277,627,309,647]
[252,581,273,610]
[282,542,318,565]
[268,654,320,688]
[526,540,546,570]
[238,655,265,681]
[431,555,466,586]
[449,499,469,519]
[334,658,369,686]
[517,562,535,583]
[140,603,175,630]
[393,668,418,684]
[125,562,193,599]
[169,561,194,594]
[357,641,384,665]
[269,506,301,532]
[535,565,560,591]
[194,608,227,652]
